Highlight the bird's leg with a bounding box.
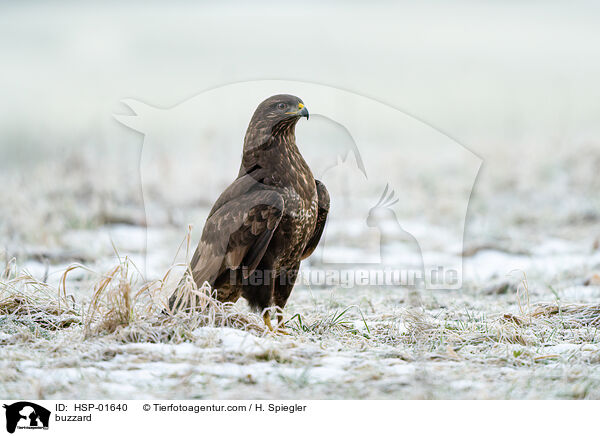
[245,266,277,333]
[272,267,297,335]
[263,311,275,332]
[275,307,290,334]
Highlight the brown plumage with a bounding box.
[169,94,329,331]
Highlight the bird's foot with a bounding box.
[276,315,290,335]
[263,313,291,335]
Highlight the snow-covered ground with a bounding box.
[1,139,600,399]
[1,1,600,399]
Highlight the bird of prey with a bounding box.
[169,94,329,332]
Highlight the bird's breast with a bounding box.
[271,185,318,269]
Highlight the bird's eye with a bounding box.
[277,103,286,110]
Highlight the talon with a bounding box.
[276,327,291,335]
[276,314,290,335]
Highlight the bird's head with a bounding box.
[256,94,309,123]
[243,94,310,157]
[246,94,309,141]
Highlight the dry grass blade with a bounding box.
[164,270,266,336]
[0,270,80,331]
[3,254,269,344]
[56,255,267,341]
[532,303,600,327]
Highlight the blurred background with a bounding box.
[1,0,599,289]
[1,1,599,155]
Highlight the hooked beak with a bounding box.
[299,104,309,120]
[287,103,309,120]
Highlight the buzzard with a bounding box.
[169,94,329,332]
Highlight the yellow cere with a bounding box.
[298,103,304,109]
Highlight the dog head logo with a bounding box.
[3,402,50,434]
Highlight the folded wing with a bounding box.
[190,182,285,287]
